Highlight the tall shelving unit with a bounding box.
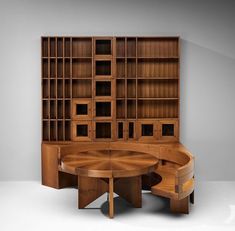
[42,36,180,143]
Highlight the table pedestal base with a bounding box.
[78,176,142,218]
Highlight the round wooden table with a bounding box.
[61,149,158,218]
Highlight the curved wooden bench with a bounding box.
[41,141,194,214]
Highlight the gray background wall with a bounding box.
[0,0,234,181]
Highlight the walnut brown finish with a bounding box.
[41,36,195,218]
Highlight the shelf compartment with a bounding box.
[42,79,49,98]
[138,79,178,98]
[137,120,157,141]
[116,58,125,78]
[65,59,71,78]
[65,79,71,98]
[57,79,63,98]
[50,100,56,119]
[57,38,63,57]
[95,122,112,139]
[72,99,92,120]
[42,59,48,78]
[72,38,92,57]
[137,59,178,78]
[116,99,125,119]
[138,99,178,118]
[127,121,135,139]
[42,100,49,119]
[42,120,49,141]
[72,58,92,78]
[116,38,125,57]
[65,100,71,119]
[95,101,112,117]
[50,80,56,98]
[64,38,71,57]
[50,59,56,78]
[72,121,92,141]
[117,121,125,139]
[127,38,136,57]
[95,80,112,97]
[158,120,179,141]
[50,38,56,57]
[50,120,57,141]
[42,38,48,57]
[57,120,64,141]
[137,38,179,57]
[65,120,71,140]
[95,60,111,76]
[72,79,92,98]
[57,59,63,78]
[127,100,136,119]
[57,100,63,119]
[127,79,136,98]
[127,58,136,78]
[116,79,125,98]
[95,39,112,55]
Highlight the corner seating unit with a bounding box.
[42,142,194,214]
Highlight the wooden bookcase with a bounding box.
[42,36,180,142]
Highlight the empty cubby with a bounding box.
[128,122,135,139]
[72,38,92,57]
[42,121,49,141]
[96,60,111,76]
[50,121,57,141]
[65,100,71,119]
[142,124,154,136]
[42,59,48,78]
[57,79,63,98]
[57,38,63,57]
[50,38,56,57]
[50,100,56,119]
[127,38,136,57]
[57,121,64,141]
[57,100,63,119]
[96,39,112,55]
[77,124,88,137]
[57,59,63,78]
[50,59,56,78]
[127,79,136,98]
[116,100,125,119]
[64,38,71,57]
[116,79,125,98]
[65,59,70,78]
[127,100,136,118]
[95,101,111,117]
[127,59,136,78]
[72,58,92,78]
[43,100,49,119]
[95,81,111,96]
[95,122,111,139]
[42,38,48,57]
[72,99,91,120]
[72,79,92,98]
[138,79,178,98]
[65,79,71,98]
[50,80,56,98]
[116,38,125,57]
[65,121,71,140]
[117,121,124,139]
[162,124,174,136]
[116,58,125,78]
[42,79,49,98]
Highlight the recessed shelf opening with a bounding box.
[96,102,111,117]
[96,81,111,96]
[76,104,88,115]
[118,122,124,139]
[96,60,111,75]
[162,124,174,136]
[142,124,153,136]
[96,122,111,138]
[77,124,88,137]
[128,122,134,139]
[96,40,111,55]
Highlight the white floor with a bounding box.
[0,181,235,231]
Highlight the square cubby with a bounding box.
[95,80,112,97]
[72,99,92,120]
[137,120,157,141]
[72,121,92,141]
[95,39,112,55]
[158,120,178,141]
[95,101,112,118]
[95,60,111,76]
[95,122,112,139]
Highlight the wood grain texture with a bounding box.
[61,149,158,178]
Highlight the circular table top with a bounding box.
[61,149,158,178]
